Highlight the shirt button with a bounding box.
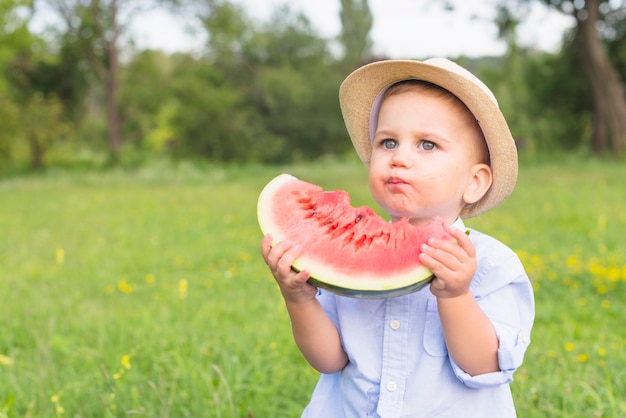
[390,319,401,330]
[386,381,397,392]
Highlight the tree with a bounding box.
[44,0,176,161]
[0,0,34,163]
[338,0,373,70]
[189,0,347,163]
[118,50,174,150]
[22,94,69,169]
[499,0,626,156]
[0,0,72,170]
[572,0,626,155]
[50,0,125,160]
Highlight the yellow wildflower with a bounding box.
[607,266,620,282]
[0,354,13,366]
[121,354,131,369]
[117,279,134,294]
[56,248,65,265]
[179,279,188,299]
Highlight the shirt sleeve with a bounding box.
[450,234,535,389]
[317,288,340,328]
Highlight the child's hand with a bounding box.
[261,235,318,304]
[419,226,476,299]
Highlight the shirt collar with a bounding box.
[452,217,465,231]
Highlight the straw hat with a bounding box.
[339,58,518,218]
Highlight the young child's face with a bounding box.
[368,86,491,226]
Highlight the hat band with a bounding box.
[368,84,392,144]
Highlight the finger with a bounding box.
[447,227,475,258]
[295,268,311,284]
[421,240,455,265]
[260,234,273,257]
[420,242,466,275]
[419,251,441,273]
[424,230,470,265]
[264,239,293,269]
[276,243,304,276]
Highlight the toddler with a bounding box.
[261,58,534,417]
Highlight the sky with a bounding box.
[132,0,575,58]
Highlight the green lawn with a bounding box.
[1,157,625,417]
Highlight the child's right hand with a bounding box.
[261,235,318,304]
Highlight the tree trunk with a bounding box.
[105,0,122,158]
[105,44,121,157]
[576,0,626,156]
[29,135,44,170]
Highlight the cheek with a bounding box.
[367,170,378,193]
[367,166,385,199]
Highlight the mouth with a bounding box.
[387,177,408,185]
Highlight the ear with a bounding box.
[463,163,493,205]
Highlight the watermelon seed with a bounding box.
[355,214,363,223]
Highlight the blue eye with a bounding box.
[419,140,436,151]
[382,139,397,149]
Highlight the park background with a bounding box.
[1,0,625,416]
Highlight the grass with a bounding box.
[0,157,625,417]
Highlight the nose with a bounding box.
[390,146,411,168]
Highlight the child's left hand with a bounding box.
[419,226,476,299]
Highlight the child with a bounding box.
[261,58,534,417]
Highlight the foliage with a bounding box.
[20,93,71,170]
[339,0,374,66]
[521,46,593,152]
[0,0,34,94]
[495,0,626,156]
[118,50,176,150]
[479,47,593,155]
[168,56,261,161]
[32,1,352,166]
[605,7,626,81]
[0,1,77,171]
[0,97,19,164]
[1,158,625,417]
[2,0,626,170]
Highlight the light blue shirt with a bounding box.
[302,219,535,418]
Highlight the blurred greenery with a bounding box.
[0,0,625,175]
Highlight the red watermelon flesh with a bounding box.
[257,173,453,298]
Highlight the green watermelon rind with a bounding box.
[292,255,435,299]
[257,173,438,299]
[307,273,434,299]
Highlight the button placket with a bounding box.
[377,297,410,417]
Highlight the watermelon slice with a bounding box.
[257,173,452,298]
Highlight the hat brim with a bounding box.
[339,59,518,218]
